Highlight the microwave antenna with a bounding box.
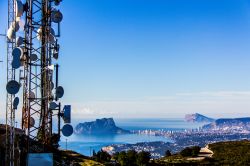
[5,0,73,165]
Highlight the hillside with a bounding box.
[155,140,250,166]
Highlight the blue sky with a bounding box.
[0,0,250,120]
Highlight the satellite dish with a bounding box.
[37,27,55,43]
[51,10,63,23]
[29,91,35,102]
[6,80,20,94]
[63,105,71,123]
[49,28,55,44]
[15,0,24,17]
[53,51,59,60]
[30,117,35,127]
[56,86,64,98]
[16,36,24,46]
[49,102,58,110]
[24,117,35,128]
[62,124,73,137]
[12,47,23,57]
[50,27,55,36]
[12,59,21,69]
[52,44,59,59]
[13,97,19,109]
[49,81,54,91]
[47,65,54,71]
[7,27,15,40]
[30,54,38,61]
[49,34,55,44]
[54,0,62,6]
[11,21,20,32]
[12,47,23,69]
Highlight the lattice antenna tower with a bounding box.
[5,0,17,165]
[5,0,73,165]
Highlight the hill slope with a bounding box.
[155,140,250,165]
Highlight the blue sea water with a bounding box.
[59,118,205,156]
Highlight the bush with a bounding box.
[112,150,151,166]
[92,150,111,162]
[136,151,151,166]
[180,146,200,157]
[165,150,171,157]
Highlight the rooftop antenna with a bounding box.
[4,0,73,165]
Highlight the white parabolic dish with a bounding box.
[15,0,24,17]
[7,27,15,40]
[16,36,24,46]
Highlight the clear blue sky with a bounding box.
[0,0,250,119]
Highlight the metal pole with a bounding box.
[66,139,67,150]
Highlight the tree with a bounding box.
[127,150,137,166]
[180,146,201,157]
[94,150,111,162]
[191,146,201,157]
[113,152,120,161]
[136,151,151,166]
[180,147,192,157]
[92,150,96,156]
[118,151,129,166]
[165,150,171,157]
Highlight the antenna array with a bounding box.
[5,0,73,165]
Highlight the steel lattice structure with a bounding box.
[5,0,70,165]
[22,0,54,148]
[5,0,17,165]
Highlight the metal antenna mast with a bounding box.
[5,0,73,165]
[22,0,55,149]
[5,0,17,165]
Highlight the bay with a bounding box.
[59,118,205,156]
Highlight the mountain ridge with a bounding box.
[202,117,250,131]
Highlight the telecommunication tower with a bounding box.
[5,0,73,165]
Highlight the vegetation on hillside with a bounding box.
[72,140,250,166]
[92,150,151,166]
[154,140,250,166]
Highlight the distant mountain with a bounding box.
[75,118,130,135]
[185,113,214,123]
[202,117,250,132]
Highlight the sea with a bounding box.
[59,118,205,156]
